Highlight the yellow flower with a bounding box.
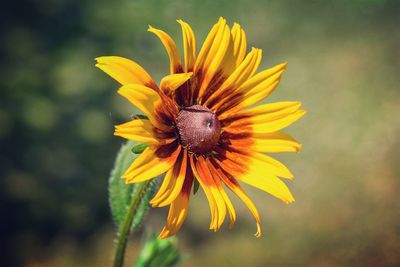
[96,18,305,238]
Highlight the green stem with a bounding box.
[113,180,151,267]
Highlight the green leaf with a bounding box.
[109,140,138,227]
[131,143,148,154]
[108,140,159,231]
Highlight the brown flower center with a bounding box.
[176,105,221,154]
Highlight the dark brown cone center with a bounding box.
[176,105,221,154]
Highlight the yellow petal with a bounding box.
[95,56,155,87]
[114,119,159,144]
[123,144,181,183]
[250,110,306,134]
[159,190,190,239]
[223,47,261,91]
[117,84,169,131]
[177,19,197,72]
[160,72,193,93]
[242,62,288,98]
[239,171,295,204]
[231,23,247,66]
[150,149,187,207]
[225,182,262,237]
[250,152,294,179]
[251,132,302,153]
[240,101,302,120]
[194,17,223,73]
[148,26,182,74]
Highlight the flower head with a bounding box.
[96,18,305,238]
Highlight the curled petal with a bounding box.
[160,72,193,93]
[148,26,182,74]
[177,19,197,72]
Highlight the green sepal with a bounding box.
[134,233,183,267]
[192,178,200,195]
[131,143,149,154]
[131,114,149,120]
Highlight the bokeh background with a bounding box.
[1,0,399,266]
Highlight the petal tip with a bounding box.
[254,224,262,238]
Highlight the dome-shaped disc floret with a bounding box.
[176,105,221,154]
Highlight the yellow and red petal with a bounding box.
[150,149,188,207]
[95,56,156,88]
[194,18,236,101]
[223,102,305,134]
[177,19,197,72]
[205,48,262,109]
[217,62,288,120]
[159,172,194,238]
[210,158,262,237]
[214,149,295,203]
[123,142,181,183]
[224,131,301,153]
[148,26,182,74]
[117,83,175,131]
[205,158,236,228]
[190,154,228,231]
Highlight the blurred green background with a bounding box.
[1,0,399,266]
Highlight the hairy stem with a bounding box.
[113,180,151,267]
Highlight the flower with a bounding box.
[96,17,305,238]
